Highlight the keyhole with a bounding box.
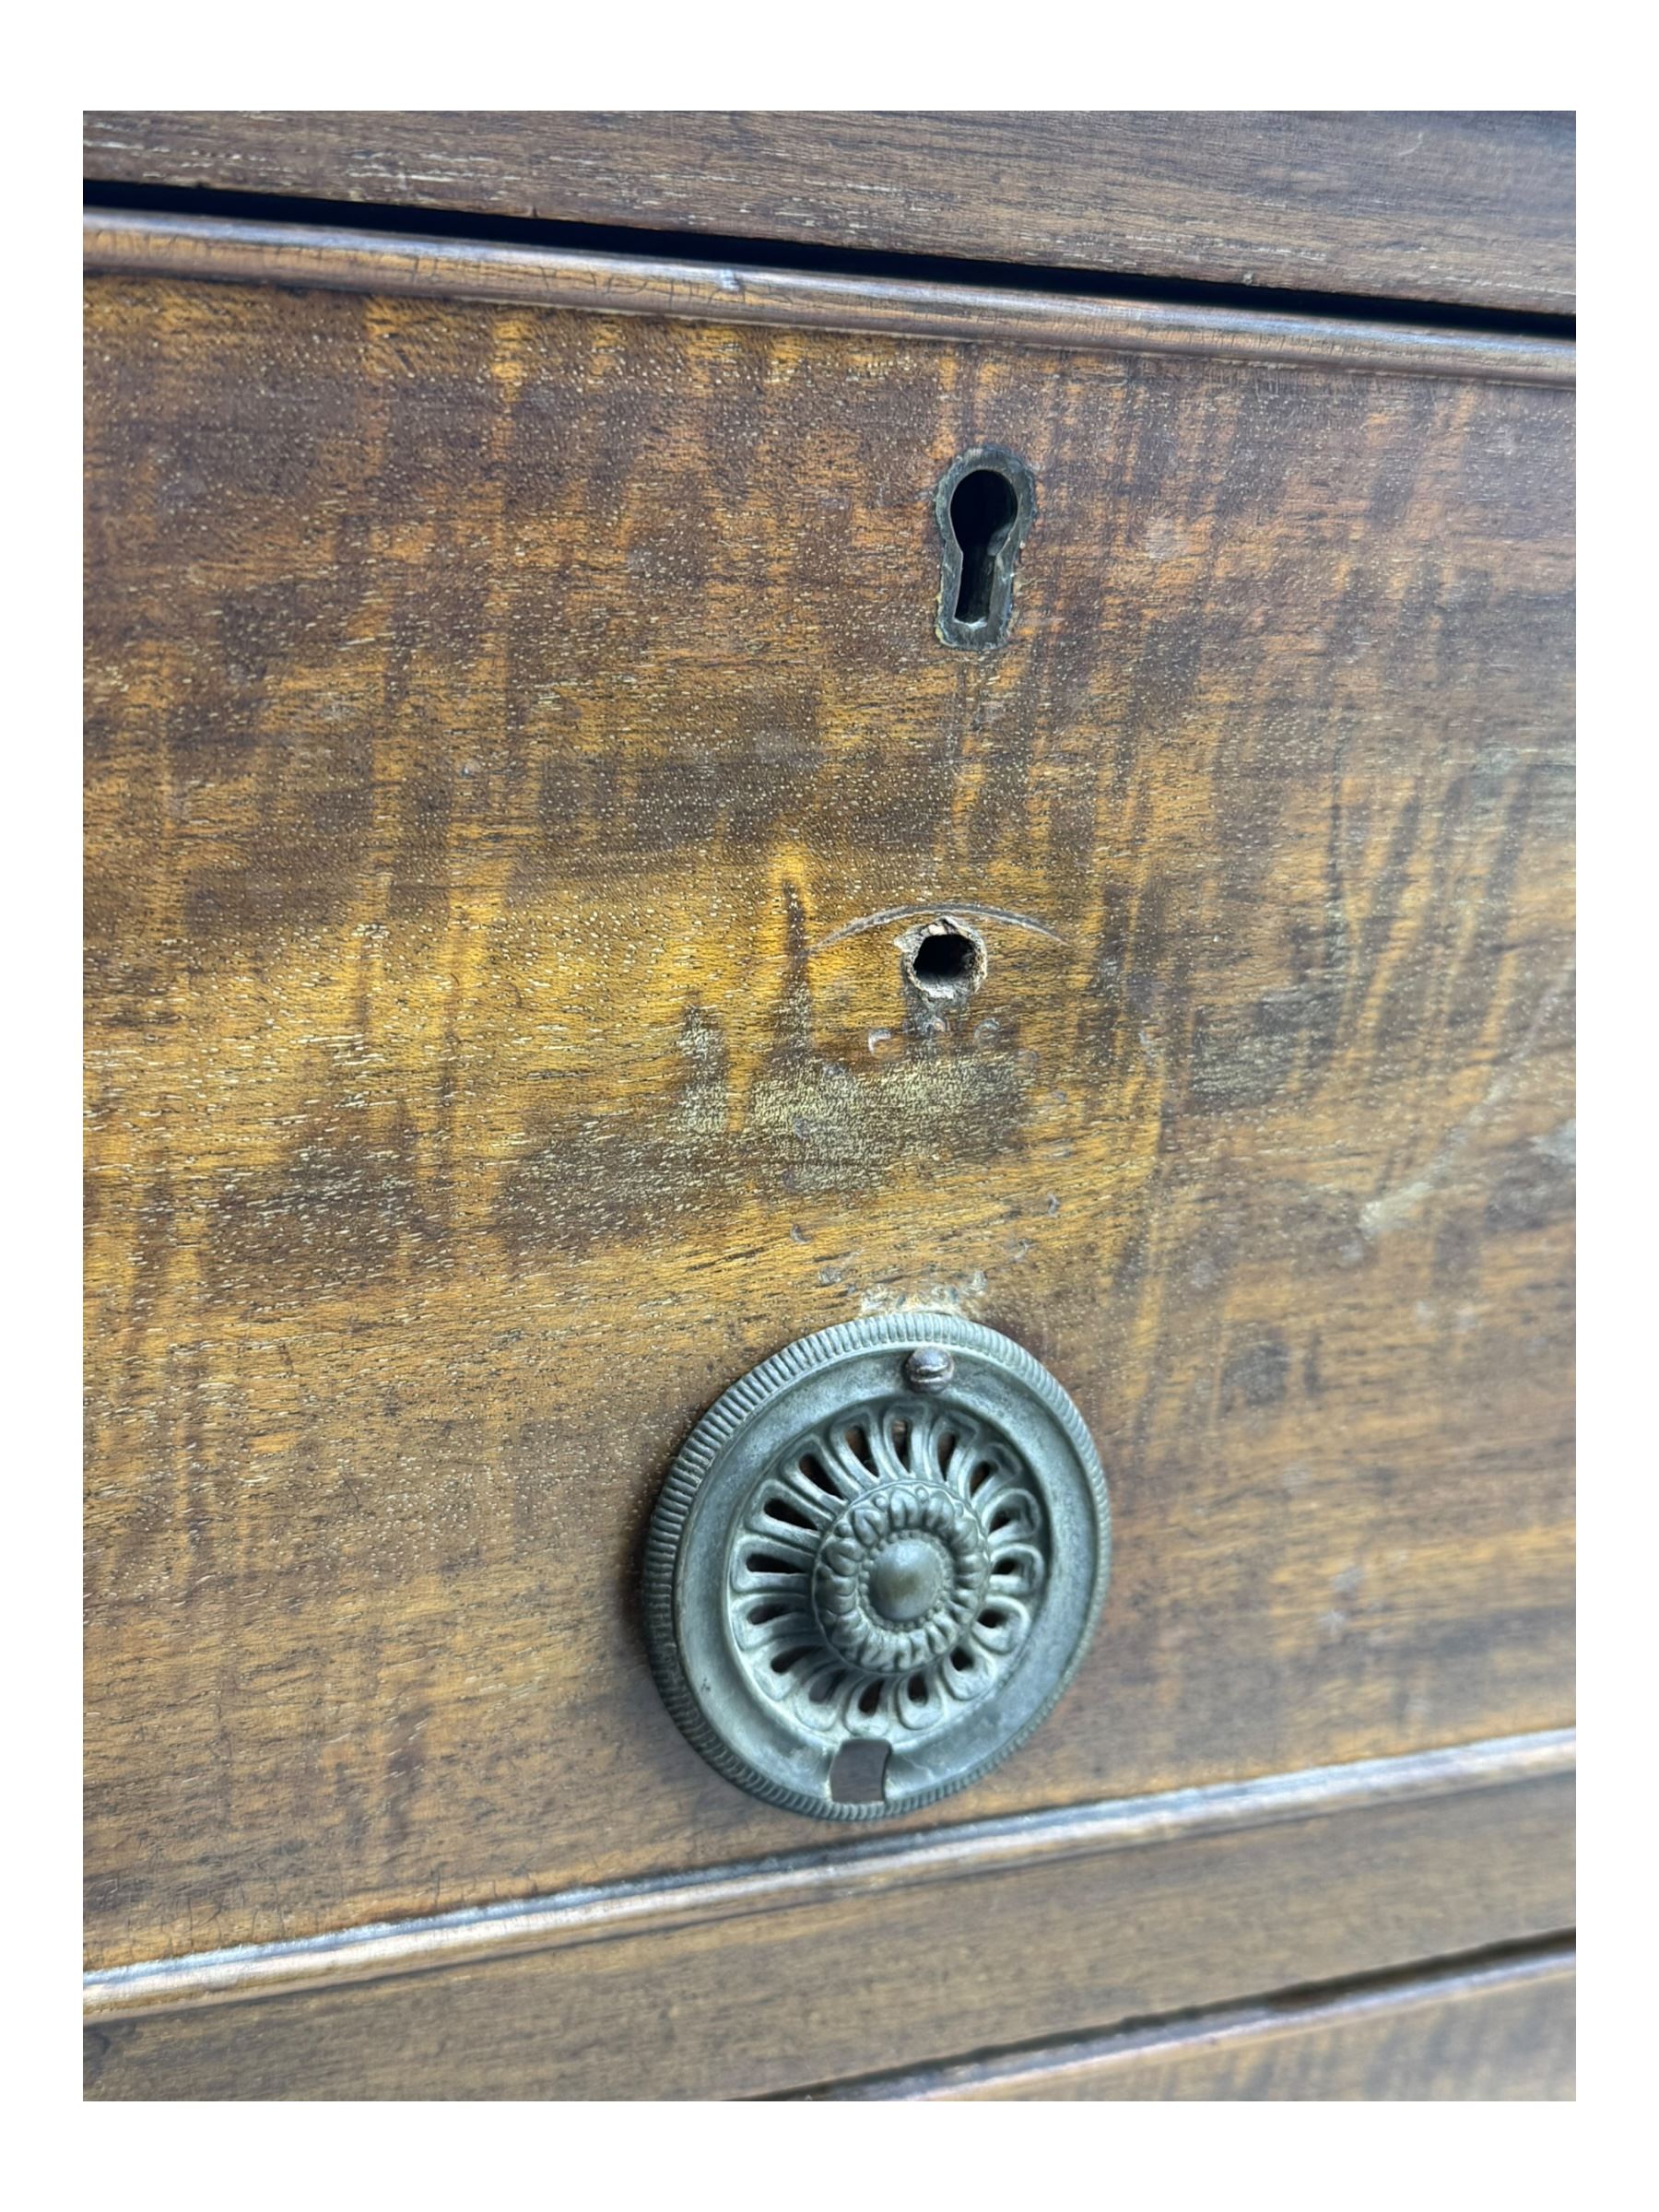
[950,469,1018,625]
[935,447,1034,651]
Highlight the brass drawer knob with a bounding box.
[643,1314,1111,1820]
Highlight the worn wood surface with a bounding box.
[86,1733,1569,2020]
[804,1944,1575,2100]
[85,256,1575,1978]
[83,111,1577,316]
[81,1754,1574,2099]
[82,211,1577,390]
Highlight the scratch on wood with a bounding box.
[1359,968,1575,1241]
[813,904,1068,955]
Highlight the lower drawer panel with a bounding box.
[83,1735,1572,2100]
[807,1945,1574,2100]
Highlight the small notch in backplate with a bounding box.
[829,1737,890,1806]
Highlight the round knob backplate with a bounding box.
[642,1312,1111,1822]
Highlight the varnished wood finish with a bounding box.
[85,1731,1571,2020]
[802,1945,1575,2100]
[83,211,1577,389]
[85,237,1575,1979]
[83,111,1577,315]
[81,1749,1573,2100]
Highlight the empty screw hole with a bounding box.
[912,931,974,984]
[905,923,983,999]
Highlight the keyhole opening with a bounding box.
[950,468,1019,626]
[935,448,1033,651]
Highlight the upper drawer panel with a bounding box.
[85,249,1573,1970]
[84,110,1577,316]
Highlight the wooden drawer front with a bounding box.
[809,1947,1575,2102]
[84,111,1577,315]
[85,1752,1573,2100]
[85,250,1574,1978]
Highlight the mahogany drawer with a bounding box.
[84,168,1574,2096]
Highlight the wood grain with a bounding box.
[82,211,1576,389]
[802,1944,1575,2100]
[85,250,1574,1975]
[83,111,1577,315]
[81,1751,1574,2099]
[85,1731,1570,2019]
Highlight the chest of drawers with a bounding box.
[83,112,1574,2100]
